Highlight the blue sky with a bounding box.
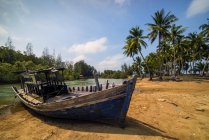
[0,0,209,71]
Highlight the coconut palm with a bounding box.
[175,36,188,75]
[145,52,161,79]
[132,56,143,76]
[170,24,186,78]
[147,9,177,79]
[123,39,137,61]
[199,19,209,76]
[199,18,209,39]
[186,32,207,74]
[123,27,151,79]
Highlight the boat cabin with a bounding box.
[17,68,68,102]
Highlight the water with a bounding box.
[0,84,23,116]
[0,84,19,106]
[0,78,126,110]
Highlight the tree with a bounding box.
[170,24,186,79]
[147,9,177,79]
[74,60,95,78]
[123,26,151,79]
[199,18,209,39]
[175,36,187,75]
[42,47,49,57]
[56,54,64,68]
[5,37,15,50]
[41,47,55,67]
[186,32,206,74]
[199,19,209,76]
[144,53,160,79]
[132,57,143,76]
[121,63,133,76]
[26,43,33,56]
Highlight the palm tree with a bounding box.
[123,39,138,61]
[199,19,209,76]
[170,24,186,78]
[123,27,151,79]
[132,56,143,76]
[145,52,161,80]
[186,32,206,74]
[199,18,209,39]
[175,36,187,75]
[147,9,177,79]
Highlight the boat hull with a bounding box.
[13,76,137,127]
[36,96,126,124]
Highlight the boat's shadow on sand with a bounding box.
[26,107,177,140]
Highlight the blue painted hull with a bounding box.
[36,96,126,124]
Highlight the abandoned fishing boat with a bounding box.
[12,68,137,127]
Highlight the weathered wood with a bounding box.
[93,86,97,92]
[94,71,100,91]
[100,84,102,91]
[112,82,115,88]
[90,86,92,92]
[69,87,72,92]
[106,80,109,89]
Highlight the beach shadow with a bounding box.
[26,108,178,140]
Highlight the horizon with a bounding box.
[0,0,209,72]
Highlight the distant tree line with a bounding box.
[0,38,133,83]
[0,38,98,83]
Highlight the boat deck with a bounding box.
[18,91,42,104]
[17,85,122,105]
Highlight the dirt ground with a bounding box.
[0,78,209,140]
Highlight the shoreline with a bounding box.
[0,78,209,140]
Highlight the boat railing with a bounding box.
[67,82,124,94]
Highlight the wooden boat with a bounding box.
[12,68,137,127]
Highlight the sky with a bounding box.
[0,0,209,71]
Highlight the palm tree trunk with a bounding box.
[173,40,177,80]
[158,32,163,80]
[173,47,176,76]
[201,57,209,76]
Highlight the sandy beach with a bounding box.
[0,78,209,140]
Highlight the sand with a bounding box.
[0,78,209,140]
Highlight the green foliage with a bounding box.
[100,70,128,79]
[144,53,160,74]
[0,63,17,83]
[123,9,209,79]
[73,60,95,78]
[0,45,97,83]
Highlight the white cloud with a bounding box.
[187,0,209,17]
[0,26,8,37]
[67,37,107,54]
[72,55,87,63]
[12,36,32,52]
[97,54,131,71]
